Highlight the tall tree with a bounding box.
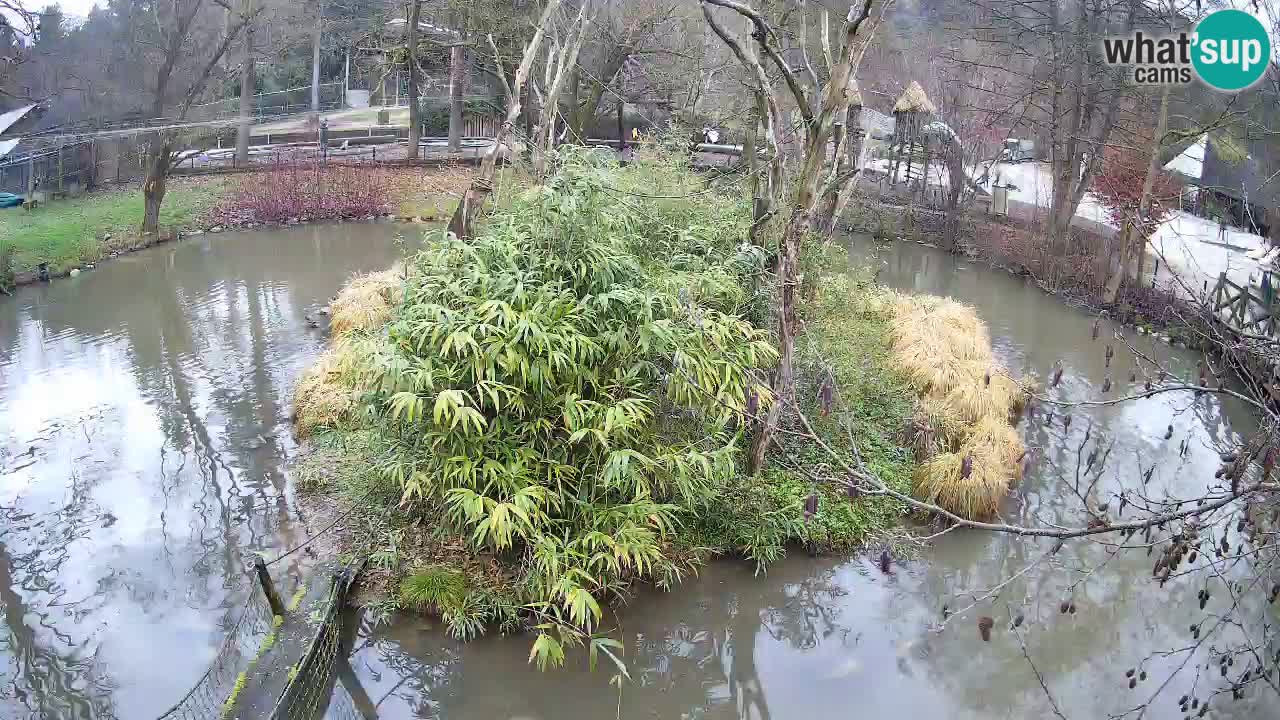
[406,0,422,158]
[311,0,324,112]
[137,0,258,235]
[447,36,465,151]
[235,0,256,165]
[701,0,881,474]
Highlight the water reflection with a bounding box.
[0,223,414,719]
[348,235,1273,720]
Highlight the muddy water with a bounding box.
[349,236,1274,720]
[0,222,416,719]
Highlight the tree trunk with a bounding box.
[815,109,849,234]
[616,98,625,153]
[448,1,563,239]
[748,219,801,473]
[311,1,323,113]
[235,14,254,165]
[749,134,833,474]
[406,0,422,160]
[743,104,758,197]
[448,44,465,152]
[827,126,866,230]
[566,67,582,140]
[532,3,590,179]
[1103,86,1169,305]
[142,135,171,236]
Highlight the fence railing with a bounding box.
[266,564,373,720]
[1212,272,1277,337]
[189,83,347,122]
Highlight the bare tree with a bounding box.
[137,0,258,235]
[235,0,256,165]
[531,1,592,178]
[448,34,465,152]
[447,0,563,239]
[311,0,325,113]
[700,0,880,474]
[563,0,687,141]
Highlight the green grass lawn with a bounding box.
[0,178,226,280]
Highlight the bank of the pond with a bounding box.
[0,164,480,293]
[843,194,1206,343]
[0,177,227,285]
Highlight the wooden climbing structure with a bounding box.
[888,81,936,187]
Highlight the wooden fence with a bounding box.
[1212,272,1277,338]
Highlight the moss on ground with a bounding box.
[0,178,227,277]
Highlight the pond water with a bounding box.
[0,222,415,719]
[347,235,1273,720]
[0,227,1272,719]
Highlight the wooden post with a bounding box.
[616,100,625,155]
[254,556,286,616]
[57,140,64,194]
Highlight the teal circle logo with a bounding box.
[1192,9,1271,91]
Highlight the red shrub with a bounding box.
[210,162,394,226]
[1092,147,1182,236]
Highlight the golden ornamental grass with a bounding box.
[888,292,1030,520]
[296,262,405,436]
[329,264,405,338]
[294,339,363,437]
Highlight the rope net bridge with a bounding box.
[154,552,375,720]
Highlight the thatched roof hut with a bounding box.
[891,81,935,148]
[893,81,936,115]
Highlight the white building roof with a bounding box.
[0,104,37,136]
[0,139,18,159]
[1164,133,1206,181]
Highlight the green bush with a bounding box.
[687,271,917,569]
[354,148,774,663]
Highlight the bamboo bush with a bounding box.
[336,149,775,663]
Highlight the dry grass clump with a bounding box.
[888,292,1030,520]
[294,338,365,437]
[902,404,968,459]
[329,264,405,338]
[940,372,1025,425]
[296,263,405,436]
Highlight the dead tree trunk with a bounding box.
[448,1,563,239]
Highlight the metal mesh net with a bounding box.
[269,569,367,720]
[155,587,277,720]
